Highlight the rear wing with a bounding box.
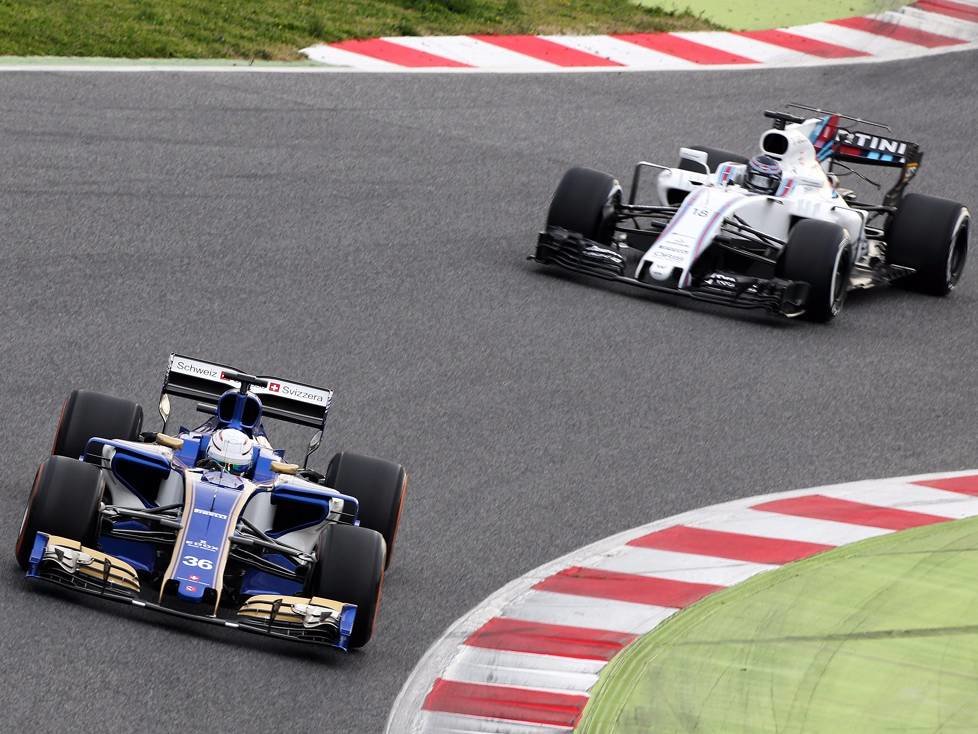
[764,104,923,207]
[809,116,921,171]
[161,354,333,430]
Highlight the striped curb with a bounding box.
[303,0,978,72]
[385,469,978,733]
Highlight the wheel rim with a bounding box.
[946,214,969,289]
[829,243,849,316]
[597,186,622,244]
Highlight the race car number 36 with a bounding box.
[182,555,214,570]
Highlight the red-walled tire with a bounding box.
[325,451,406,569]
[15,456,105,570]
[308,523,385,649]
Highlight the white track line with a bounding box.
[893,7,978,37]
[591,545,777,585]
[788,20,935,54]
[820,481,978,518]
[540,35,698,68]
[690,507,890,545]
[442,647,604,693]
[501,590,677,634]
[417,712,572,734]
[672,31,822,63]
[386,36,557,70]
[299,44,401,69]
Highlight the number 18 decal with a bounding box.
[182,555,214,570]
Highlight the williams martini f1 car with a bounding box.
[15,354,407,650]
[532,104,971,322]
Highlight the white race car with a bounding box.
[532,104,970,322]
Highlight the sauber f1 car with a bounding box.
[15,354,407,651]
[532,104,971,322]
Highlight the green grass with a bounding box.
[578,515,978,733]
[0,1,716,61]
[633,0,906,31]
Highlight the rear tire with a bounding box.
[52,390,143,460]
[777,220,853,323]
[15,456,105,569]
[678,146,748,174]
[887,193,970,296]
[325,452,406,569]
[545,167,620,246]
[308,523,385,649]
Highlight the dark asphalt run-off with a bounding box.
[0,50,976,732]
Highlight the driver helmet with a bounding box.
[206,428,255,475]
[744,154,783,195]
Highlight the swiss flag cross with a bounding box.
[268,382,281,393]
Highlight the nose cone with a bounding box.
[160,578,219,614]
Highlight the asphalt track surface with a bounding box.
[0,51,976,733]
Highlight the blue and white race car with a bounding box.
[15,354,407,651]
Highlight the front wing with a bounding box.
[533,227,809,317]
[26,533,357,651]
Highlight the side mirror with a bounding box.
[303,430,323,468]
[679,147,710,174]
[159,394,171,432]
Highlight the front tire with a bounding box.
[778,220,853,323]
[307,523,385,649]
[52,390,143,460]
[15,456,105,569]
[325,452,406,569]
[544,167,621,246]
[887,193,970,296]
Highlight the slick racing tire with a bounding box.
[309,523,385,649]
[15,456,105,570]
[678,146,749,174]
[778,220,853,323]
[52,389,143,461]
[325,452,406,569]
[886,193,970,296]
[545,167,621,246]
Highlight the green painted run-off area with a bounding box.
[578,515,978,733]
[634,0,906,30]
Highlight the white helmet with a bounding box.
[206,428,255,475]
